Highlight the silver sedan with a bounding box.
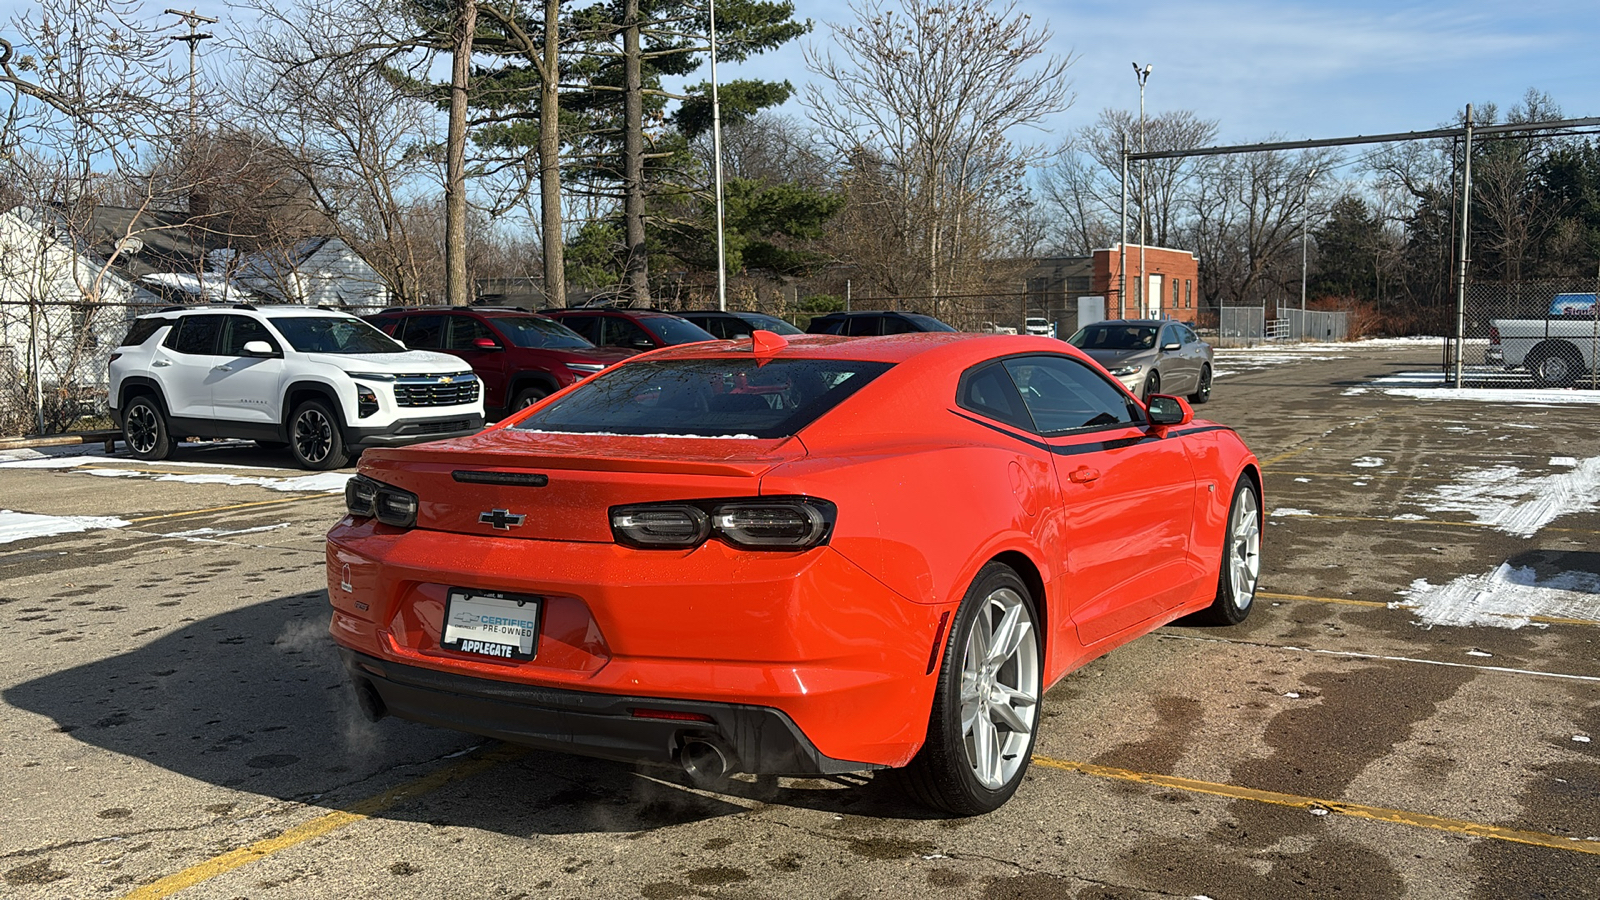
[1066,319,1214,404]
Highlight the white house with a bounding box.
[233,237,392,311]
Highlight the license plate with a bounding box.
[441,590,541,661]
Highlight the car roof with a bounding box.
[1085,319,1171,327]
[137,305,360,319]
[633,331,1085,366]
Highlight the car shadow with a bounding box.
[4,589,927,834]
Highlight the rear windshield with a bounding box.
[120,317,174,346]
[1069,324,1158,351]
[904,314,957,332]
[269,316,404,354]
[485,315,594,349]
[516,358,893,438]
[740,313,803,335]
[641,316,716,345]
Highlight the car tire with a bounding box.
[903,562,1042,816]
[1528,344,1583,388]
[1142,372,1161,403]
[512,385,550,410]
[123,395,172,461]
[1191,476,1261,626]
[288,400,349,470]
[1188,365,1212,405]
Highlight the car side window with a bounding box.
[164,316,223,355]
[219,315,279,356]
[698,317,733,339]
[880,316,915,335]
[1178,324,1199,345]
[403,314,446,349]
[558,315,598,342]
[811,317,846,335]
[845,316,880,336]
[446,317,495,350]
[602,317,651,348]
[957,363,1035,431]
[1002,355,1139,433]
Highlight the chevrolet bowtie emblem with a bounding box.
[438,375,454,384]
[479,509,525,530]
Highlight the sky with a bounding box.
[4,0,1597,149]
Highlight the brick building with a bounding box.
[1025,244,1200,332]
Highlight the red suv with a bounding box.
[367,308,630,417]
[541,308,715,352]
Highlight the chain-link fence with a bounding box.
[1217,307,1266,347]
[0,299,158,437]
[1277,308,1350,342]
[1447,279,1600,389]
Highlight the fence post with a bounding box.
[1453,104,1473,389]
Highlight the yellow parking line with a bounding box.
[128,494,339,524]
[1258,446,1310,467]
[119,745,525,900]
[1031,756,1600,857]
[1267,511,1600,537]
[1259,591,1600,628]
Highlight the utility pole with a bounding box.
[1119,131,1128,318]
[165,9,217,136]
[1300,166,1317,312]
[709,0,727,311]
[1133,62,1151,318]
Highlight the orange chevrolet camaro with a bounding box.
[326,331,1262,815]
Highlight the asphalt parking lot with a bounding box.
[2,339,1597,900]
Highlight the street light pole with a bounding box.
[1300,166,1317,312]
[1133,62,1151,318]
[709,0,727,311]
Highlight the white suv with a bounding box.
[109,305,485,469]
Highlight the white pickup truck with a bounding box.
[1489,293,1600,386]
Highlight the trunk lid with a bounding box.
[358,428,806,542]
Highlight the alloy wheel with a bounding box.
[958,586,1039,790]
[1229,487,1261,609]
[294,408,334,464]
[126,404,158,455]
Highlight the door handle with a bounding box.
[152,360,171,367]
[212,365,232,372]
[1069,466,1100,484]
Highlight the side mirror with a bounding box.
[627,336,655,350]
[1147,394,1193,427]
[1161,341,1181,352]
[242,340,277,358]
[472,337,502,350]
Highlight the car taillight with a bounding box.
[610,505,710,548]
[713,501,831,548]
[108,352,122,363]
[610,497,834,550]
[346,474,417,528]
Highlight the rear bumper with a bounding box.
[341,649,873,775]
[326,519,951,767]
[343,413,485,450]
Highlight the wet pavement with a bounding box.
[1,340,1596,899]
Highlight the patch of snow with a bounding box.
[1466,649,1493,658]
[1576,735,1593,744]
[1391,513,1429,521]
[1270,508,1315,517]
[1309,808,1330,816]
[161,524,290,543]
[1411,456,1600,537]
[1352,457,1385,468]
[1397,562,1600,629]
[1283,692,1301,699]
[0,509,130,545]
[1551,457,1578,467]
[1294,477,1312,483]
[58,466,349,493]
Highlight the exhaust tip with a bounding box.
[353,679,387,722]
[680,738,736,783]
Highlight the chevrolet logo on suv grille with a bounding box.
[438,375,455,384]
[478,509,526,530]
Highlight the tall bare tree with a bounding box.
[804,0,1073,306]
